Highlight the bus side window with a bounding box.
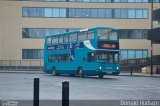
[69,33,77,42]
[59,37,64,43]
[64,35,69,43]
[87,31,94,40]
[52,37,58,44]
[108,30,118,40]
[62,54,68,62]
[78,32,87,41]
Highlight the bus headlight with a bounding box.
[117,67,119,70]
[99,67,102,69]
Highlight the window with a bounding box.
[119,29,148,39]
[22,28,29,38]
[83,0,90,2]
[45,29,52,36]
[37,8,44,17]
[45,8,52,17]
[87,31,94,39]
[48,54,69,62]
[136,50,143,59]
[114,0,120,2]
[128,0,134,2]
[29,8,37,17]
[69,33,77,42]
[143,50,148,58]
[128,50,136,59]
[91,0,97,2]
[83,9,90,18]
[52,37,58,44]
[52,8,59,17]
[46,38,52,45]
[136,10,143,18]
[88,52,96,62]
[76,9,83,18]
[106,9,112,18]
[37,29,44,38]
[64,35,69,43]
[143,10,148,18]
[98,9,105,18]
[143,0,148,2]
[114,9,121,18]
[121,9,128,18]
[29,29,38,38]
[121,0,127,2]
[135,0,142,2]
[120,50,128,59]
[128,9,135,18]
[108,30,118,40]
[23,7,148,19]
[69,9,75,18]
[22,7,28,17]
[98,0,105,2]
[22,49,44,59]
[59,37,64,43]
[22,28,79,38]
[60,9,66,17]
[98,29,109,40]
[78,32,87,41]
[120,50,148,60]
[91,9,97,18]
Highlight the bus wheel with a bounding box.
[98,74,104,79]
[78,67,84,78]
[52,67,56,75]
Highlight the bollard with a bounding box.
[34,78,39,106]
[130,66,133,76]
[62,81,69,106]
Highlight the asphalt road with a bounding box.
[0,72,160,101]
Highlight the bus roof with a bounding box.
[45,26,118,38]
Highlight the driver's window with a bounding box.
[87,52,96,62]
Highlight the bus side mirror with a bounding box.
[83,58,86,61]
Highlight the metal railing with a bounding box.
[120,56,160,68]
[0,60,44,70]
[120,58,151,67]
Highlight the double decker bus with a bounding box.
[44,26,120,78]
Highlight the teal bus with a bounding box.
[44,26,120,78]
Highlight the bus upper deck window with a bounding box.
[51,37,58,44]
[64,35,69,43]
[109,31,118,40]
[87,31,94,40]
[78,32,87,41]
[98,29,109,40]
[69,34,77,42]
[59,37,64,43]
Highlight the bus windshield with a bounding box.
[97,28,118,40]
[96,52,119,64]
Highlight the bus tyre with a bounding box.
[98,74,104,79]
[52,67,56,76]
[78,67,84,78]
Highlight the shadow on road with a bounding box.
[45,74,118,80]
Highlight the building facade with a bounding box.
[0,0,160,66]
